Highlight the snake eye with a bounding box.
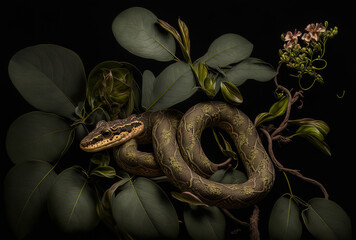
[101,129,112,137]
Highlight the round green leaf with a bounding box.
[184,205,226,240]
[8,44,86,119]
[199,33,253,68]
[141,62,196,110]
[112,7,176,62]
[301,198,352,240]
[268,196,302,240]
[4,161,57,239]
[112,177,179,240]
[221,57,276,86]
[6,111,74,164]
[47,167,99,233]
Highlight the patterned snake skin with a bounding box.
[81,102,275,208]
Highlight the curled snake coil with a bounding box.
[80,102,275,208]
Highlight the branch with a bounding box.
[261,128,329,199]
[222,205,261,240]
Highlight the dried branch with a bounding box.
[261,128,329,199]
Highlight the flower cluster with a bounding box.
[279,21,338,90]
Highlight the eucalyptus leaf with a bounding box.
[199,33,253,68]
[220,57,276,86]
[184,205,226,240]
[141,70,156,110]
[268,196,302,240]
[301,198,352,240]
[141,62,196,110]
[8,44,86,119]
[6,111,74,164]
[47,167,99,233]
[112,7,176,61]
[112,177,179,240]
[4,161,57,239]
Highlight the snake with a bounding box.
[80,102,275,208]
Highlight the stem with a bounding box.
[283,172,293,196]
[260,128,329,199]
[271,63,294,138]
[221,208,249,227]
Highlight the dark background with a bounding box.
[1,1,355,239]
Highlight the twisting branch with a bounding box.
[258,63,329,199]
[222,205,261,240]
[261,128,329,199]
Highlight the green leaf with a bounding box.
[90,152,110,166]
[157,19,182,46]
[178,18,191,58]
[209,169,247,184]
[220,57,277,86]
[47,167,99,233]
[269,96,289,116]
[112,177,179,239]
[97,178,131,233]
[268,196,302,240]
[90,166,116,178]
[195,63,208,87]
[290,125,331,156]
[220,81,243,105]
[255,96,289,126]
[211,128,238,160]
[8,44,86,119]
[87,61,140,119]
[141,62,197,110]
[199,33,253,68]
[6,111,74,164]
[171,191,209,207]
[184,205,226,240]
[4,161,57,239]
[288,118,330,136]
[112,7,176,62]
[301,198,352,240]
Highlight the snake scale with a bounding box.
[80,102,275,208]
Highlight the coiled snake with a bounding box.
[80,102,275,208]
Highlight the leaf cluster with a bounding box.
[269,195,352,240]
[112,7,277,110]
[4,7,349,240]
[255,95,331,156]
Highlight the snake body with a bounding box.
[80,102,275,208]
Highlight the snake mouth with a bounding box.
[80,121,144,152]
[80,131,132,152]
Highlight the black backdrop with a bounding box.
[1,1,355,239]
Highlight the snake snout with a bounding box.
[80,119,145,152]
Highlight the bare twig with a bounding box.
[261,128,329,199]
[222,205,261,240]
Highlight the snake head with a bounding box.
[80,115,144,152]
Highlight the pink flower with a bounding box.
[304,23,326,41]
[284,29,302,49]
